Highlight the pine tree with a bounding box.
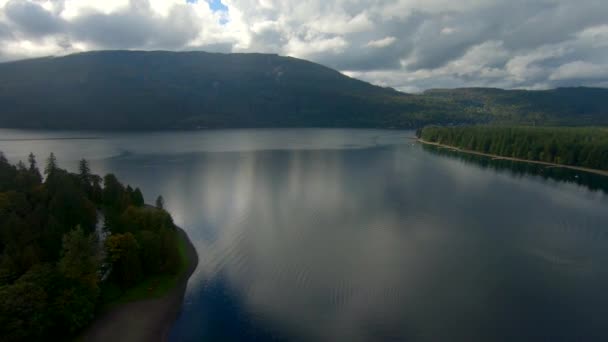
[132,188,145,207]
[28,153,37,171]
[78,159,91,184]
[155,195,164,210]
[27,153,42,183]
[17,160,26,170]
[58,226,99,289]
[45,153,57,175]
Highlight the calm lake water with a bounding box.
[2,128,608,341]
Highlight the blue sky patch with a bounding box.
[207,0,229,12]
[186,0,228,12]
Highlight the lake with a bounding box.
[2,128,608,341]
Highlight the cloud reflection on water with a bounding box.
[167,143,608,341]
[2,128,607,341]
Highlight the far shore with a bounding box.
[418,138,608,177]
[81,227,199,342]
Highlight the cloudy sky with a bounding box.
[0,0,607,92]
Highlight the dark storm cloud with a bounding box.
[500,0,608,50]
[0,21,13,39]
[70,2,201,49]
[4,0,63,37]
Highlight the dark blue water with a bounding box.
[2,129,607,341]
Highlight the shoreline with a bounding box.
[82,226,199,342]
[418,138,608,177]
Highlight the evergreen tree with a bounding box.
[45,153,57,175]
[105,233,142,288]
[27,153,42,183]
[132,188,145,207]
[90,175,103,204]
[16,161,26,171]
[28,153,37,171]
[78,159,91,185]
[102,174,125,209]
[58,226,99,289]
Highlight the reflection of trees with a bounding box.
[422,144,608,194]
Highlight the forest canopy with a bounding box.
[0,153,181,341]
[417,126,608,170]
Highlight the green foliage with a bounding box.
[106,206,179,286]
[78,159,91,184]
[47,170,98,234]
[0,262,100,340]
[101,231,189,306]
[419,126,608,170]
[132,188,145,207]
[44,153,57,175]
[0,153,184,340]
[54,283,98,333]
[58,226,99,289]
[105,233,142,289]
[0,279,50,341]
[102,174,126,209]
[121,206,173,233]
[27,153,41,184]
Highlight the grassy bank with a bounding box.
[80,226,198,342]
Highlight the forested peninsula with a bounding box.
[0,152,194,341]
[417,126,608,172]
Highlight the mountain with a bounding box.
[0,50,606,129]
[0,50,406,129]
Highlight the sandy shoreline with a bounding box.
[418,138,608,177]
[82,227,199,342]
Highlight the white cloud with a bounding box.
[550,61,608,81]
[61,0,130,19]
[366,36,396,48]
[577,24,608,48]
[285,35,348,57]
[309,12,373,34]
[440,27,456,35]
[504,45,566,82]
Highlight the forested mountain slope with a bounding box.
[0,51,405,129]
[0,51,606,129]
[422,87,608,126]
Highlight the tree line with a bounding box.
[0,152,180,341]
[421,143,608,193]
[417,126,608,170]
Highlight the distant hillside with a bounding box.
[422,87,608,126]
[0,51,606,129]
[0,51,407,129]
